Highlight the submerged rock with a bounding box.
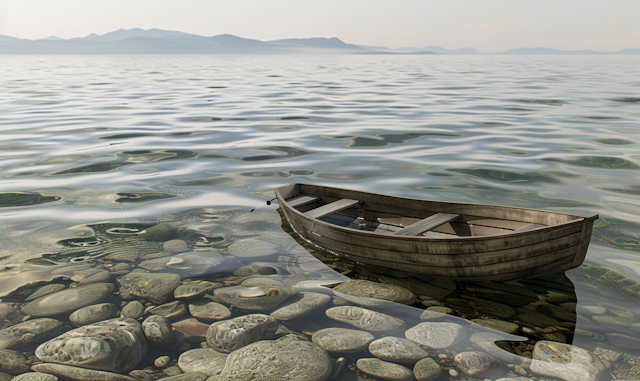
[270,292,332,320]
[174,280,221,299]
[219,340,332,381]
[206,314,278,353]
[413,357,443,381]
[0,348,30,375]
[177,348,228,376]
[312,328,374,353]
[12,372,59,381]
[0,303,26,329]
[356,358,414,381]
[26,284,66,301]
[188,299,231,321]
[405,322,465,349]
[333,280,416,307]
[31,363,137,381]
[530,341,604,381]
[368,337,429,364]
[214,284,295,312]
[117,272,180,303]
[69,303,118,327]
[0,318,64,349]
[121,301,145,320]
[142,315,174,346]
[227,238,280,259]
[36,318,147,373]
[454,351,505,379]
[325,306,406,332]
[21,283,115,317]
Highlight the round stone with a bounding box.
[419,309,447,321]
[142,315,174,346]
[165,251,226,276]
[206,314,278,353]
[471,318,520,334]
[369,337,429,364]
[270,292,332,320]
[469,332,520,363]
[69,303,118,327]
[454,351,505,378]
[26,284,66,301]
[405,322,465,349]
[326,306,406,332]
[356,358,414,381]
[13,372,59,381]
[413,357,443,381]
[147,301,187,320]
[240,277,285,287]
[227,238,280,259]
[219,340,332,381]
[178,348,228,376]
[188,299,231,321]
[214,284,295,312]
[36,318,147,373]
[31,363,137,381]
[530,341,605,381]
[0,348,29,375]
[174,281,220,299]
[0,303,26,329]
[162,373,207,381]
[0,318,64,349]
[154,356,170,368]
[163,239,189,253]
[78,271,112,285]
[172,318,209,342]
[117,272,181,304]
[333,280,416,307]
[312,328,374,353]
[21,283,115,317]
[121,301,145,319]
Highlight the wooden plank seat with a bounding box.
[287,194,320,208]
[393,213,460,236]
[304,199,360,220]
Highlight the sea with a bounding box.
[1,54,640,380]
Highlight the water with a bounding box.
[1,54,640,379]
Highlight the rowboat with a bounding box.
[275,183,598,282]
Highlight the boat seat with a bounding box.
[287,194,320,208]
[304,199,360,219]
[393,213,460,236]
[514,223,545,233]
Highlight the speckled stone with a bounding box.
[312,328,374,353]
[36,318,147,373]
[227,238,280,259]
[26,284,66,301]
[188,299,231,321]
[142,315,174,346]
[271,292,332,320]
[121,301,145,319]
[69,303,118,327]
[413,358,443,381]
[21,283,115,317]
[530,341,604,381]
[219,340,332,381]
[155,356,170,368]
[12,372,59,381]
[356,358,414,381]
[405,322,465,349]
[174,281,221,300]
[326,306,406,332]
[471,318,519,334]
[128,369,153,381]
[454,351,505,378]
[117,272,181,304]
[214,284,295,312]
[206,314,278,353]
[333,280,416,307]
[0,348,30,375]
[0,318,64,349]
[0,303,26,329]
[148,301,187,320]
[240,277,286,287]
[369,337,429,364]
[178,348,228,376]
[31,363,137,381]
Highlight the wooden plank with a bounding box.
[514,224,546,233]
[394,213,460,236]
[287,194,320,208]
[304,199,359,220]
[570,217,597,267]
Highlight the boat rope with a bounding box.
[250,197,277,212]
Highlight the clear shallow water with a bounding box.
[1,54,640,380]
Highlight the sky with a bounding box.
[1,0,639,52]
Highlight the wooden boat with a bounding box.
[275,183,598,281]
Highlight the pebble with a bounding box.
[240,277,286,287]
[36,318,147,373]
[214,284,296,311]
[468,332,520,363]
[32,363,138,381]
[26,284,66,301]
[142,315,174,346]
[413,357,443,381]
[592,315,633,332]
[161,372,207,381]
[178,348,228,376]
[405,322,465,349]
[172,318,209,342]
[69,303,118,327]
[0,303,26,329]
[164,251,227,276]
[332,280,417,307]
[12,373,59,381]
[454,351,505,378]
[578,305,607,315]
[270,292,332,320]
[326,306,406,332]
[174,281,220,299]
[78,271,112,285]
[227,238,280,259]
[606,332,640,349]
[0,348,30,375]
[163,239,189,253]
[0,318,64,349]
[148,301,187,320]
[449,369,459,377]
[530,341,604,381]
[471,318,520,334]
[312,328,374,353]
[356,358,414,381]
[368,337,429,364]
[117,272,181,303]
[495,378,534,381]
[155,356,171,368]
[21,283,115,317]
[218,340,332,381]
[188,299,231,321]
[121,301,145,319]
[206,314,278,353]
[128,370,153,381]
[140,222,177,242]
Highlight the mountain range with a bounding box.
[1,28,638,55]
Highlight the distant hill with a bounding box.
[0,29,638,54]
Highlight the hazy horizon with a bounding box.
[1,0,639,52]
